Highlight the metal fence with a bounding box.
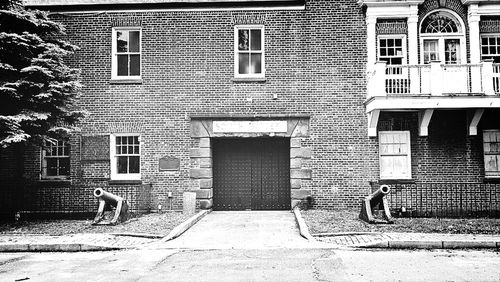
[386,183,500,218]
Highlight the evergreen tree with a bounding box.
[0,1,84,147]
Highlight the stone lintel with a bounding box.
[191,120,210,138]
[291,119,310,137]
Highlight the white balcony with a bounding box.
[365,61,500,137]
[365,61,500,112]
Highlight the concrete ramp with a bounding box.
[162,211,313,249]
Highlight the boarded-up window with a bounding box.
[483,130,500,178]
[379,131,411,179]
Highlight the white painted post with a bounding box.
[468,4,482,93]
[430,61,443,96]
[482,60,495,96]
[366,16,377,72]
[408,13,420,94]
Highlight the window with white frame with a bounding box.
[112,28,141,79]
[378,36,405,66]
[483,130,500,178]
[110,134,141,180]
[481,35,500,63]
[379,131,412,179]
[420,11,465,65]
[234,25,264,78]
[41,139,70,179]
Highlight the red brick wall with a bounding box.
[8,0,375,213]
[3,0,497,215]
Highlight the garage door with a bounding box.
[212,138,290,211]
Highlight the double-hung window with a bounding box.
[234,25,264,78]
[379,131,412,179]
[110,134,141,180]
[483,130,500,178]
[481,35,500,63]
[41,139,70,179]
[112,28,141,79]
[378,36,405,66]
[378,36,407,94]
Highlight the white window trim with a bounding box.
[419,9,466,65]
[483,129,500,179]
[379,131,412,180]
[234,25,265,79]
[110,133,141,180]
[480,33,500,61]
[40,140,70,180]
[111,27,142,80]
[377,34,407,65]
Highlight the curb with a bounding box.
[161,209,211,242]
[312,232,383,237]
[358,240,500,250]
[292,207,315,241]
[110,232,163,239]
[0,243,120,252]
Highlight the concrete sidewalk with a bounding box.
[1,209,499,251]
[0,233,156,252]
[158,211,319,249]
[314,232,500,249]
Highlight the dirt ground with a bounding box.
[0,211,190,236]
[302,209,500,235]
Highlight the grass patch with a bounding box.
[0,211,191,236]
[302,210,500,235]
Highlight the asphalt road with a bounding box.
[1,248,500,281]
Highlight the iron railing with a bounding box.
[386,182,500,218]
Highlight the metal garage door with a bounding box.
[212,138,290,211]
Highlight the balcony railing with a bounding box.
[384,182,500,218]
[368,61,499,97]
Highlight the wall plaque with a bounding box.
[159,156,180,171]
[213,120,287,133]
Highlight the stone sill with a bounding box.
[376,179,416,185]
[37,179,71,187]
[109,79,143,84]
[231,77,266,83]
[108,180,143,185]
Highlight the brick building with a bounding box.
[0,0,499,217]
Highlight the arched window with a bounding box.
[420,11,465,64]
[421,12,461,33]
